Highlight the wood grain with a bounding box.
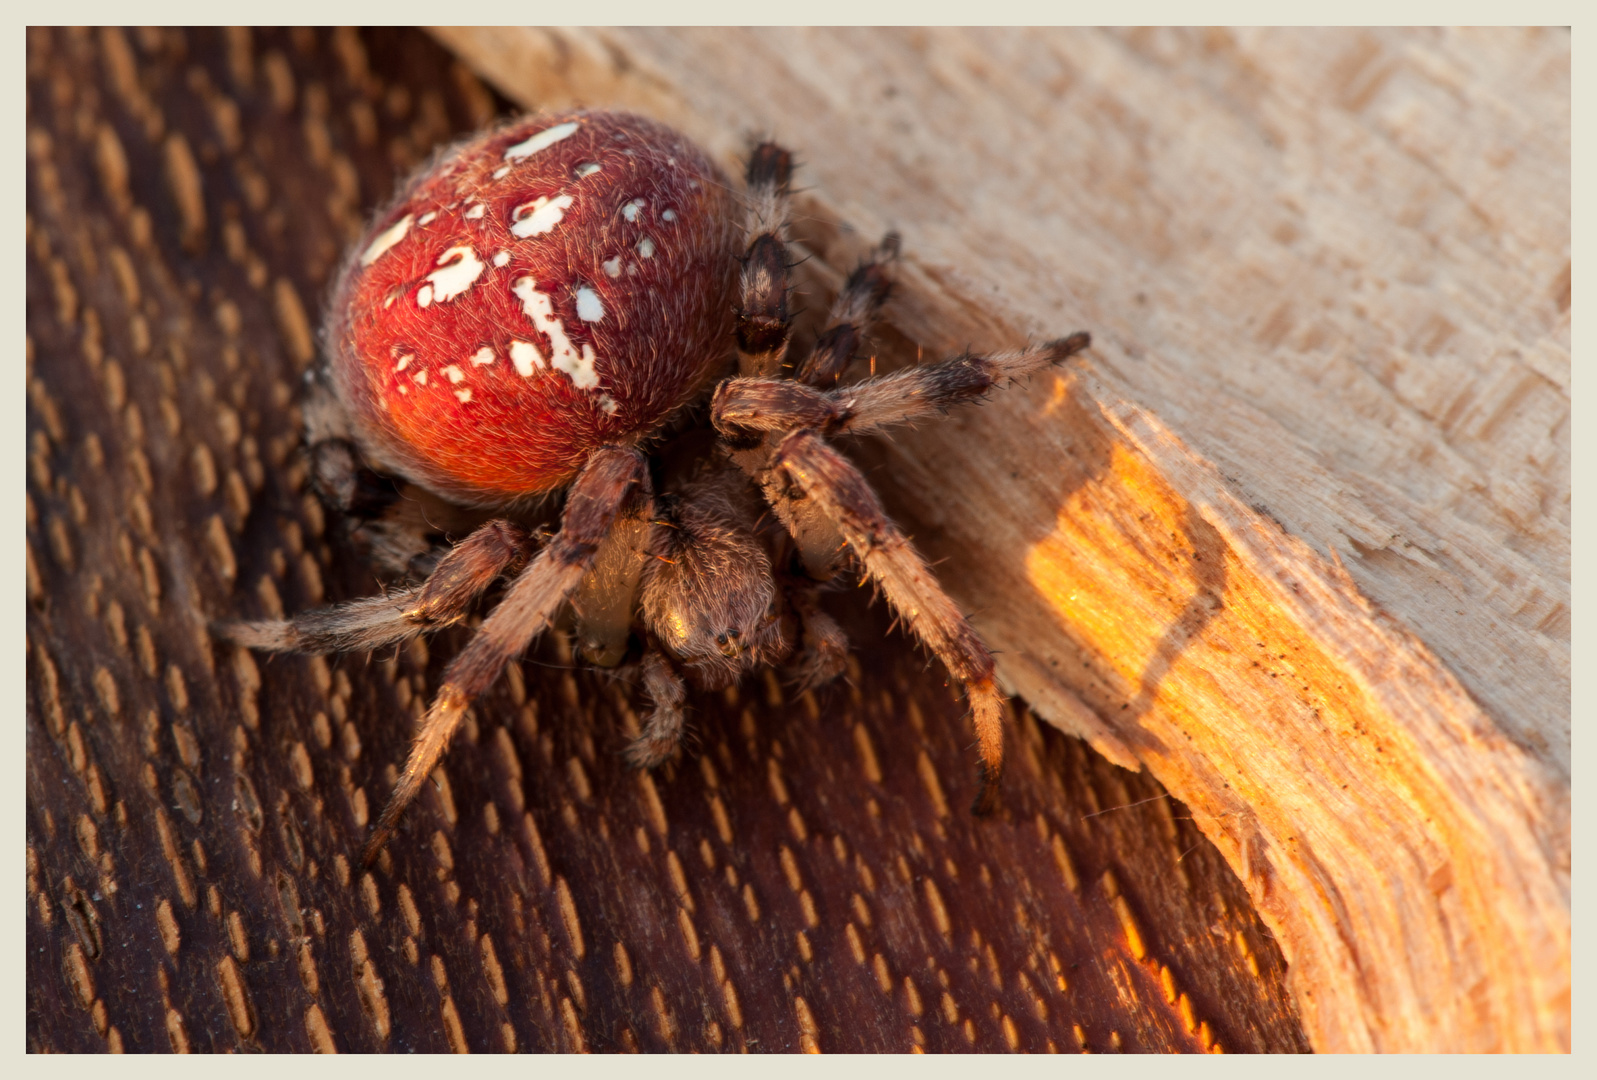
[430,26,1570,1052]
[25,28,1309,1054]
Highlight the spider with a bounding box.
[224,110,1089,865]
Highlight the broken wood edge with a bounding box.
[999,364,1569,1052]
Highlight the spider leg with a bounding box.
[221,519,533,654]
[713,332,1091,440]
[623,647,689,769]
[772,429,1007,813]
[793,232,900,387]
[736,142,796,377]
[363,446,648,864]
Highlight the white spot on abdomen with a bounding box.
[493,251,510,267]
[598,394,619,415]
[555,343,599,390]
[575,287,604,322]
[361,214,413,266]
[510,340,543,377]
[423,246,486,305]
[414,370,429,386]
[622,198,644,222]
[492,165,510,180]
[418,211,437,226]
[455,388,473,403]
[443,365,465,384]
[470,347,495,366]
[395,354,414,371]
[511,276,601,390]
[602,257,622,278]
[417,284,434,308]
[576,162,602,178]
[511,195,575,239]
[636,237,655,259]
[504,121,580,161]
[465,202,485,219]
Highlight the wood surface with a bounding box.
[430,26,1572,1053]
[25,28,1311,1054]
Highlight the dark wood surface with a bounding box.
[25,27,1310,1053]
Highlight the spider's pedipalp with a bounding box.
[219,518,532,656]
[736,141,796,378]
[795,231,900,387]
[772,428,1006,812]
[623,648,689,768]
[789,581,850,691]
[362,446,648,865]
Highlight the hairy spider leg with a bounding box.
[362,446,649,864]
[735,142,796,378]
[222,519,533,654]
[794,231,901,387]
[772,430,1007,814]
[712,333,1093,441]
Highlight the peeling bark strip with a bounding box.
[27,27,1307,1053]
[436,26,1570,1052]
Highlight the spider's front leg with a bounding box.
[772,430,1009,814]
[362,446,649,864]
[713,333,1092,441]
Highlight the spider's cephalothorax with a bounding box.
[225,110,1090,863]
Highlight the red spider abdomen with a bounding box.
[326,111,739,505]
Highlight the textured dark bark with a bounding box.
[25,27,1309,1053]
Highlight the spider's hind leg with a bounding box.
[302,362,505,579]
[221,518,533,655]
